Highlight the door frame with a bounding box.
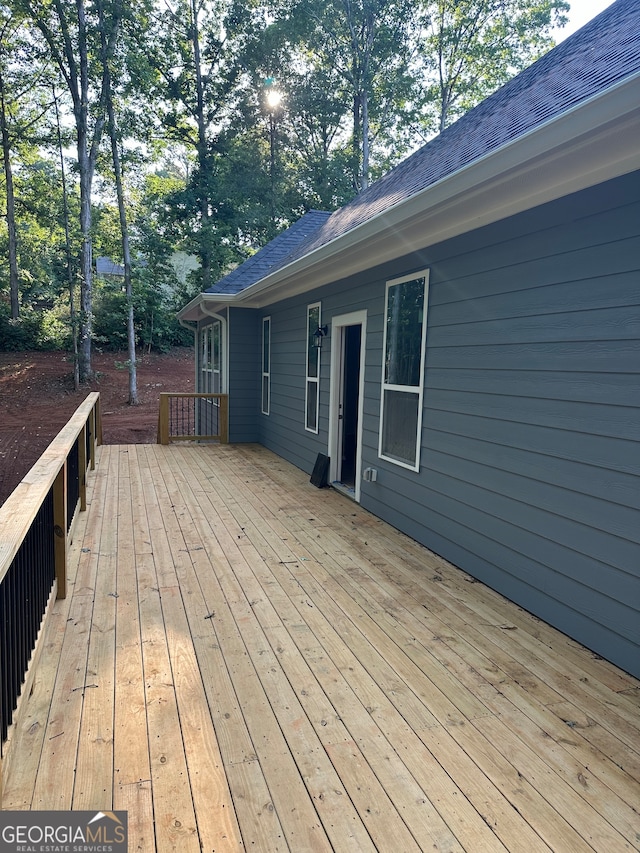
[328,310,367,502]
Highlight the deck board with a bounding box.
[4,443,639,852]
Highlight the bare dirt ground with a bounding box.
[0,348,194,506]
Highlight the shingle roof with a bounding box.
[206,210,331,294]
[288,0,639,260]
[96,256,125,276]
[208,0,639,296]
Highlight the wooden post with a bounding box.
[95,395,103,445]
[158,393,170,445]
[89,407,96,471]
[53,463,68,600]
[220,395,229,444]
[78,425,87,512]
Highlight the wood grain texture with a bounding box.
[3,443,639,852]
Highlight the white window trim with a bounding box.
[212,321,221,400]
[199,315,227,396]
[378,269,430,472]
[262,315,271,416]
[305,302,321,434]
[201,326,212,393]
[201,322,220,399]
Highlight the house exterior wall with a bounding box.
[196,307,262,442]
[228,307,261,442]
[227,171,640,678]
[378,172,640,680]
[252,259,398,474]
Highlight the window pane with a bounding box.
[262,375,269,414]
[381,389,419,467]
[212,323,220,371]
[263,318,270,372]
[306,379,318,431]
[202,329,211,393]
[307,306,320,378]
[385,277,424,387]
[201,331,208,369]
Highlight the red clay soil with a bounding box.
[0,348,194,506]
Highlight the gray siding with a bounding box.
[196,308,261,443]
[234,171,640,678]
[257,299,326,471]
[228,307,261,442]
[368,173,640,678]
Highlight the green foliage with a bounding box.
[0,152,81,334]
[1,0,571,354]
[13,157,80,297]
[137,285,193,353]
[92,264,192,353]
[278,0,421,189]
[0,301,43,349]
[0,296,72,350]
[417,0,569,132]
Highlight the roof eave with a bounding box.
[179,71,640,320]
[177,289,243,322]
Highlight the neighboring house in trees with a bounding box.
[170,251,200,287]
[96,256,125,280]
[178,0,640,679]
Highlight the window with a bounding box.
[262,316,271,415]
[211,320,221,394]
[199,319,224,437]
[201,326,212,392]
[305,303,321,432]
[379,271,429,470]
[200,320,222,396]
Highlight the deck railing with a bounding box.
[157,392,228,445]
[0,392,101,802]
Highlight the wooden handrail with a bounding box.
[0,393,101,805]
[0,393,100,584]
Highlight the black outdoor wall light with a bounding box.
[313,324,329,348]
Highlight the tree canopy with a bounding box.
[0,0,568,369]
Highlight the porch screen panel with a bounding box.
[211,320,221,394]
[199,319,223,435]
[200,320,222,394]
[201,326,212,393]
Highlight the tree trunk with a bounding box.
[0,66,19,320]
[352,91,362,191]
[97,0,136,403]
[191,0,211,290]
[106,80,137,403]
[53,85,79,390]
[76,0,94,382]
[27,0,113,381]
[77,134,93,382]
[361,87,369,190]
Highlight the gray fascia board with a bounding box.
[178,72,640,319]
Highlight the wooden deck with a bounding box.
[3,443,639,852]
